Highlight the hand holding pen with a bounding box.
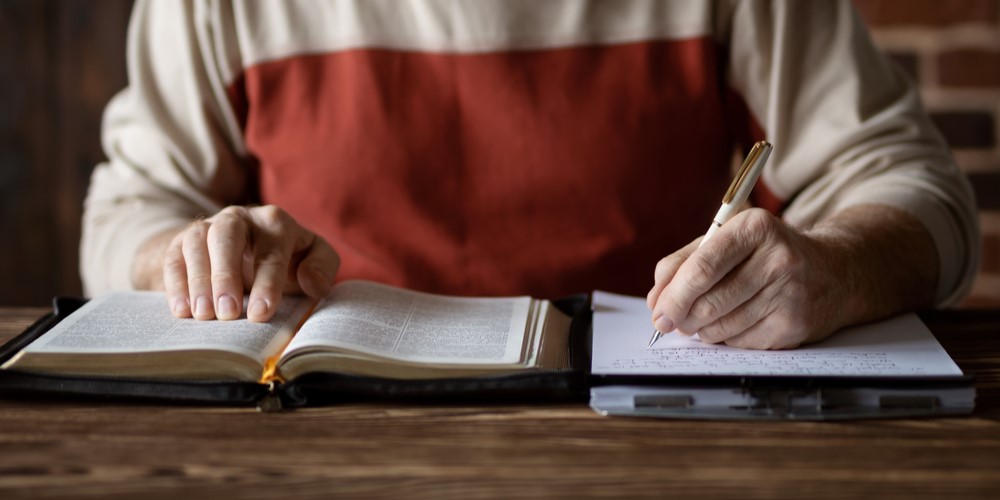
[645,134,943,352]
[647,141,772,349]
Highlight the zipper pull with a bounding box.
[256,380,283,413]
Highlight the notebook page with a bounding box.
[591,291,963,377]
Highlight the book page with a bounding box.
[591,291,963,377]
[17,292,309,363]
[283,281,531,365]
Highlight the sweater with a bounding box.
[82,0,979,302]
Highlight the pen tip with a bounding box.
[647,330,661,350]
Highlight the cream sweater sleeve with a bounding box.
[81,0,247,296]
[725,0,979,306]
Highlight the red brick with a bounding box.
[939,50,1000,87]
[960,295,1000,308]
[887,52,919,81]
[968,173,1000,210]
[930,111,996,149]
[853,0,999,27]
[983,233,1000,273]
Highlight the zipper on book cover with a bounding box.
[0,370,267,405]
[256,380,284,413]
[335,368,578,384]
[292,368,583,396]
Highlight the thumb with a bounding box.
[294,235,340,299]
[647,237,702,309]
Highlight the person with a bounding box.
[82,0,979,350]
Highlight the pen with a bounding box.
[647,141,773,350]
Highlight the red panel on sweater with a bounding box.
[231,39,747,298]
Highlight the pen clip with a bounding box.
[723,141,771,205]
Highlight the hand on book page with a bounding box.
[140,205,340,323]
[0,281,573,382]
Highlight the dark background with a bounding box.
[0,0,997,307]
[1,0,132,306]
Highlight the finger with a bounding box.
[648,239,701,334]
[655,210,769,334]
[182,220,216,320]
[646,238,701,310]
[207,209,249,320]
[696,284,779,344]
[247,243,290,322]
[163,234,191,318]
[721,279,828,350]
[293,235,340,299]
[245,207,295,322]
[678,256,766,334]
[722,312,807,350]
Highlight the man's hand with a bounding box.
[135,205,340,322]
[646,206,937,350]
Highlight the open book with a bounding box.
[0,280,572,383]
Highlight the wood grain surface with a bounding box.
[1,307,999,499]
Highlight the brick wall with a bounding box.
[853,0,1000,307]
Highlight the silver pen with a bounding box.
[647,141,773,349]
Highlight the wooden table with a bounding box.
[1,307,998,499]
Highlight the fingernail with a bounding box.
[654,314,674,333]
[217,294,238,320]
[249,299,269,319]
[172,297,189,316]
[194,295,211,318]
